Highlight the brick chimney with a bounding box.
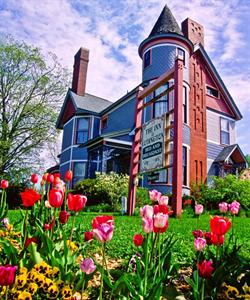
[72,47,89,96]
[181,18,204,47]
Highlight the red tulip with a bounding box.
[153,204,169,233]
[153,204,168,215]
[67,193,87,212]
[64,170,73,181]
[30,173,39,184]
[53,173,60,179]
[203,232,213,245]
[0,179,9,189]
[47,174,54,183]
[20,189,41,207]
[25,237,38,248]
[197,260,214,278]
[133,234,144,247]
[0,265,18,286]
[59,211,70,224]
[92,215,114,229]
[43,223,51,231]
[53,176,61,184]
[211,233,225,245]
[192,230,203,238]
[49,189,63,208]
[210,216,231,235]
[84,231,94,241]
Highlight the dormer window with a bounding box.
[144,50,151,68]
[206,86,219,98]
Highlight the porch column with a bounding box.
[172,55,184,217]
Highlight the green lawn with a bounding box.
[8,210,250,263]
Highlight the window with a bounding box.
[183,86,187,124]
[101,116,108,130]
[206,86,219,98]
[220,118,230,145]
[183,146,188,186]
[177,48,185,65]
[153,83,169,118]
[75,118,88,144]
[73,162,86,186]
[144,50,151,68]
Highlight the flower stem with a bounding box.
[70,213,76,242]
[99,243,105,300]
[23,209,29,248]
[144,234,149,296]
[201,279,205,300]
[158,233,161,277]
[5,286,9,300]
[81,274,85,300]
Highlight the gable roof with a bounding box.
[214,144,247,165]
[56,89,112,129]
[149,5,183,38]
[196,45,242,120]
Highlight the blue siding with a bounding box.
[62,119,74,149]
[115,134,133,142]
[207,143,224,160]
[101,98,136,135]
[72,147,88,160]
[60,149,71,164]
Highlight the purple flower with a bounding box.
[195,204,203,215]
[229,201,240,215]
[219,202,228,213]
[80,258,96,274]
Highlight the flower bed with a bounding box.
[0,176,249,299]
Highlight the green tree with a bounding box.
[0,36,69,179]
[245,154,250,166]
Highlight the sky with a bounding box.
[0,0,250,155]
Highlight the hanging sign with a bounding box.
[140,116,165,173]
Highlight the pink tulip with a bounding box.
[149,189,162,202]
[142,217,153,233]
[158,195,169,206]
[219,202,228,213]
[153,213,168,229]
[140,205,153,219]
[229,201,240,215]
[93,223,114,243]
[80,258,96,274]
[195,204,203,215]
[0,180,9,189]
[194,237,206,251]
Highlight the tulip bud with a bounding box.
[47,174,54,184]
[42,173,49,181]
[49,189,63,208]
[80,258,96,274]
[59,211,70,224]
[195,204,203,215]
[194,237,206,251]
[0,179,9,189]
[30,173,39,184]
[198,260,214,278]
[0,265,18,286]
[84,231,94,241]
[133,234,144,247]
[64,170,73,182]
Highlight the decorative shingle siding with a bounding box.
[207,142,224,160]
[62,119,74,149]
[101,98,136,134]
[142,45,189,83]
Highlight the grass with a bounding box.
[8,209,250,263]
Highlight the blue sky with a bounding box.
[0,0,250,154]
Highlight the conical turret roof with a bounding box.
[149,4,183,37]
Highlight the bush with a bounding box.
[191,175,250,210]
[74,172,129,211]
[135,187,151,208]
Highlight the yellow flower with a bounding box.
[7,224,13,231]
[34,261,51,274]
[33,272,45,287]
[56,279,64,290]
[61,286,73,298]
[19,267,28,275]
[17,291,32,300]
[67,240,78,252]
[15,274,27,289]
[49,266,60,278]
[43,278,53,292]
[27,283,38,295]
[48,284,59,299]
[225,285,240,299]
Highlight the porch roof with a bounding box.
[214,144,247,165]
